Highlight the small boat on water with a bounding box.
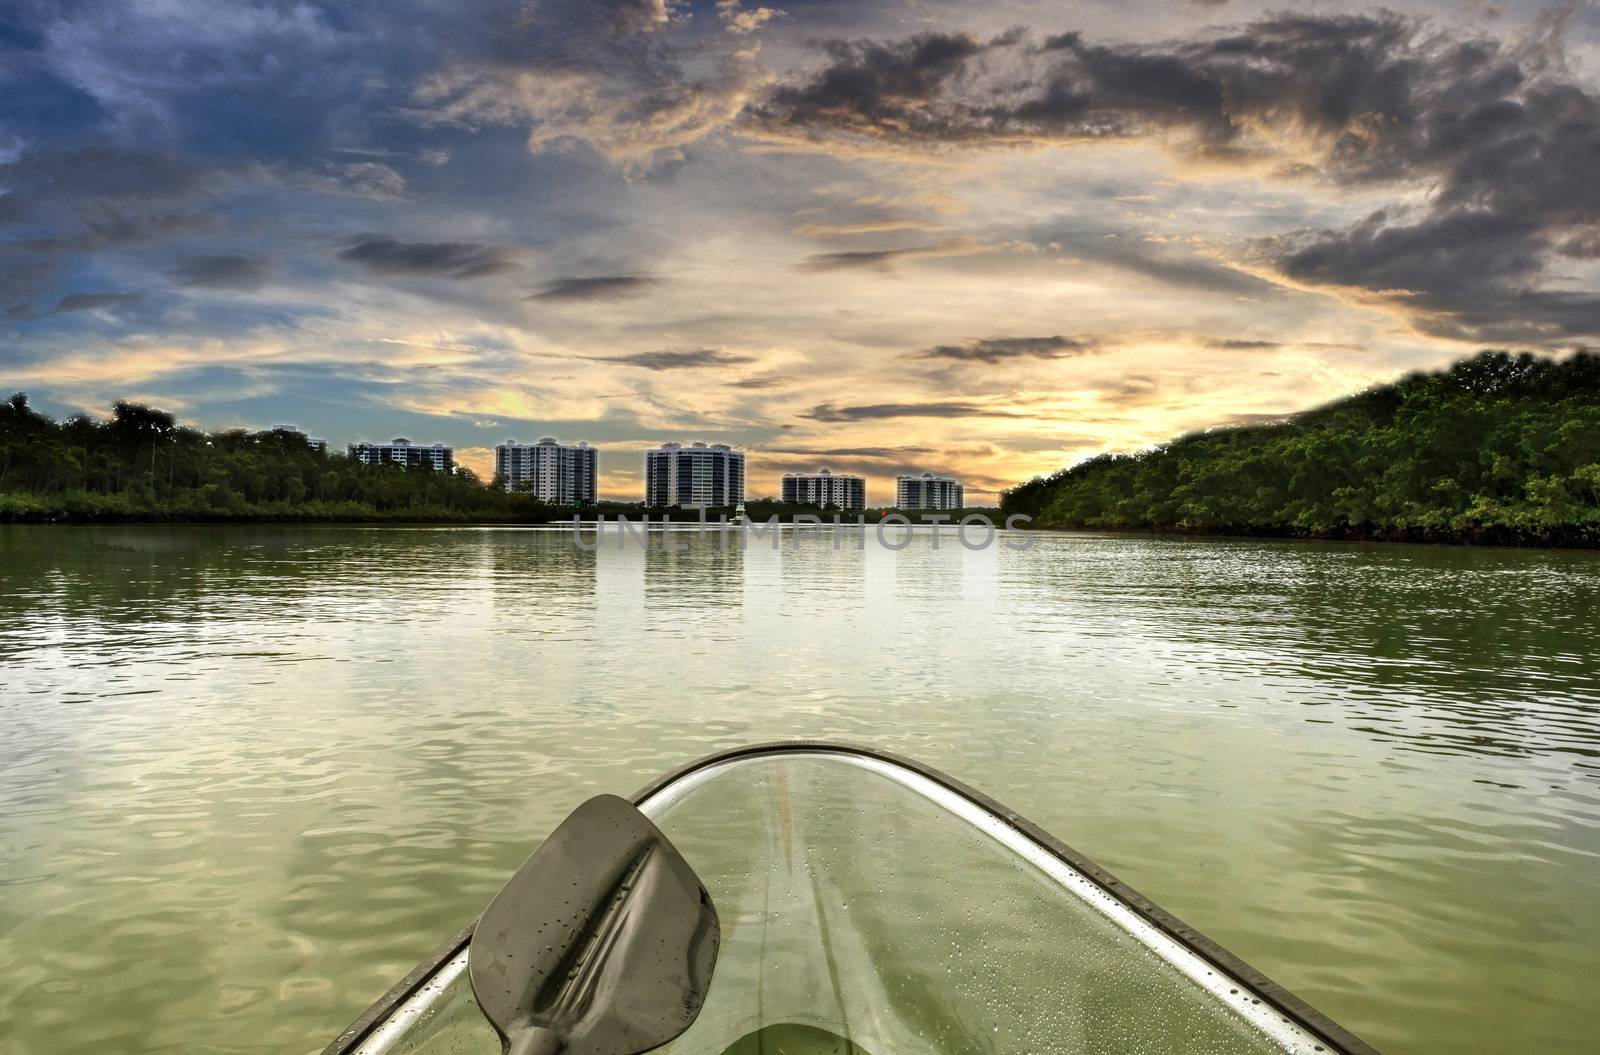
[322,742,1377,1055]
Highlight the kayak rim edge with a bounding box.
[321,739,1382,1055]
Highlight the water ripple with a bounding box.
[0,525,1596,1054]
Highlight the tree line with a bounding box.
[0,397,1001,524]
[0,396,578,521]
[1001,350,1600,546]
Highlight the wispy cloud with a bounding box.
[765,445,936,457]
[169,254,273,291]
[920,335,1101,363]
[337,236,521,280]
[600,349,756,370]
[799,238,989,272]
[802,401,1004,421]
[4,291,144,321]
[1205,338,1281,350]
[724,375,791,390]
[529,275,658,301]
[793,220,955,237]
[408,0,762,170]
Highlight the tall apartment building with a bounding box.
[644,442,745,508]
[495,438,598,504]
[896,471,964,510]
[781,467,866,510]
[348,437,454,472]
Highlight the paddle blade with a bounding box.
[469,794,720,1055]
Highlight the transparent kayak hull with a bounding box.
[325,744,1376,1055]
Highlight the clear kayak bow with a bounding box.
[323,743,1377,1055]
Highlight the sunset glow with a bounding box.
[4,0,1597,500]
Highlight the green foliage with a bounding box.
[0,396,581,523]
[1000,350,1600,546]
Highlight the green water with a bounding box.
[719,1024,865,1054]
[0,525,1595,1054]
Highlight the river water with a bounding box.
[0,524,1595,1054]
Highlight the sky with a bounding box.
[2,0,1598,501]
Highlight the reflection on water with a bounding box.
[0,525,1597,1055]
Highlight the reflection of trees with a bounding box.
[0,526,513,651]
[1005,535,1600,765]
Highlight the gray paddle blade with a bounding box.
[469,794,720,1055]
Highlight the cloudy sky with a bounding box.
[3,0,1598,500]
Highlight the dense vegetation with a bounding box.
[0,395,591,522]
[1002,351,1600,546]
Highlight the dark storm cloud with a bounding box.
[756,31,990,140]
[920,335,1099,363]
[529,275,658,301]
[169,254,273,291]
[802,401,998,421]
[756,13,1600,342]
[601,349,755,370]
[337,236,521,280]
[1233,15,1600,340]
[755,15,1437,164]
[1559,232,1600,259]
[1264,198,1600,343]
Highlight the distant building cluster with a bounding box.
[289,425,969,508]
[896,471,964,510]
[495,438,597,505]
[645,441,746,508]
[348,437,454,473]
[782,468,866,510]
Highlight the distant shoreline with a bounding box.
[6,513,1592,549]
[0,507,1010,528]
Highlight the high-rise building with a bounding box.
[644,442,745,507]
[348,437,454,472]
[495,438,598,504]
[781,467,866,510]
[896,471,964,510]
